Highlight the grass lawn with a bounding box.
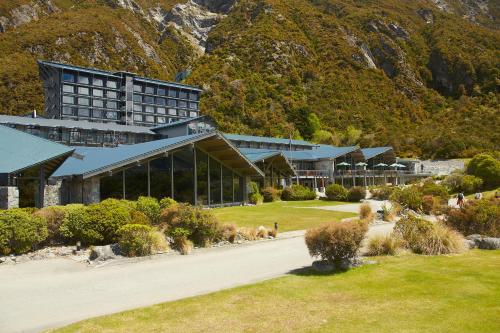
[211,200,356,232]
[51,250,500,333]
[465,188,499,200]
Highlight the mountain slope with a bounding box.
[0,0,498,158]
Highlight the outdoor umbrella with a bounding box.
[390,163,406,168]
[374,163,388,167]
[337,162,350,167]
[355,162,367,166]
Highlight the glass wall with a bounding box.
[222,166,233,203]
[173,147,194,204]
[233,174,243,203]
[100,171,123,200]
[125,164,148,200]
[209,157,221,205]
[150,157,172,199]
[196,149,209,205]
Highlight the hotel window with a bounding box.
[133,114,143,122]
[167,99,177,107]
[62,106,74,115]
[157,87,166,95]
[178,110,187,117]
[156,97,166,106]
[157,107,166,115]
[145,115,155,123]
[63,95,75,104]
[92,109,102,118]
[189,102,198,109]
[189,92,199,101]
[93,77,104,86]
[78,108,90,117]
[168,108,177,116]
[179,100,187,108]
[106,111,118,120]
[133,94,142,103]
[78,86,89,95]
[179,91,188,99]
[145,86,155,94]
[93,99,104,107]
[143,95,154,104]
[63,73,75,82]
[107,80,118,89]
[133,84,142,93]
[157,116,166,124]
[190,112,197,118]
[107,101,117,109]
[107,90,118,99]
[133,104,142,112]
[78,75,89,85]
[145,105,154,113]
[77,97,90,106]
[168,89,177,97]
[92,89,103,97]
[63,84,74,93]
[70,129,81,142]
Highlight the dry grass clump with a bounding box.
[381,204,395,222]
[359,203,374,223]
[257,226,269,238]
[268,227,278,238]
[219,224,238,243]
[366,234,401,256]
[150,231,169,254]
[238,227,258,241]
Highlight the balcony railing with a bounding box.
[295,169,432,178]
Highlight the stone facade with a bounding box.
[0,186,19,209]
[44,180,62,207]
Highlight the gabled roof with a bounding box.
[239,148,296,177]
[0,125,74,175]
[224,133,316,147]
[361,147,394,160]
[52,132,263,179]
[150,115,212,132]
[284,145,362,161]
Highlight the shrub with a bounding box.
[249,192,264,205]
[238,227,258,241]
[130,210,151,225]
[218,224,237,243]
[150,230,169,254]
[381,203,395,222]
[325,184,348,201]
[159,197,177,210]
[420,182,449,202]
[466,153,500,189]
[59,204,96,245]
[359,203,374,222]
[305,220,368,266]
[248,181,260,195]
[169,227,193,254]
[0,209,48,255]
[261,187,280,202]
[390,186,423,211]
[118,224,156,257]
[370,186,394,200]
[443,173,483,194]
[366,234,400,256]
[347,186,366,202]
[136,196,161,225]
[257,226,268,238]
[394,215,466,255]
[445,199,499,237]
[164,203,220,247]
[421,195,443,215]
[34,206,66,245]
[281,185,316,201]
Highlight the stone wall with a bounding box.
[0,186,19,209]
[44,180,62,207]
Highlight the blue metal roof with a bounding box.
[238,148,283,162]
[150,116,208,131]
[361,147,394,160]
[223,133,316,147]
[237,145,360,162]
[0,125,74,174]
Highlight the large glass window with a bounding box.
[62,106,74,115]
[62,72,75,82]
[189,102,198,109]
[157,116,166,124]
[78,108,89,117]
[107,80,118,88]
[168,108,177,116]
[189,92,199,101]
[233,175,243,202]
[133,84,142,92]
[93,99,103,107]
[222,166,233,203]
[77,97,89,106]
[78,86,89,95]
[107,91,118,99]
[167,99,177,107]
[144,96,154,104]
[209,157,221,205]
[78,75,89,85]
[178,110,187,117]
[92,89,103,97]
[157,107,166,115]
[145,105,154,113]
[125,164,148,201]
[157,87,166,95]
[63,95,74,104]
[168,89,177,97]
[133,95,142,103]
[196,149,208,205]
[190,112,198,118]
[179,100,187,108]
[173,148,194,204]
[133,114,143,122]
[93,77,104,86]
[100,171,123,200]
[106,111,118,120]
[133,104,142,112]
[145,115,155,123]
[63,84,74,93]
[92,109,102,118]
[150,157,172,200]
[179,91,188,99]
[156,97,166,106]
[145,86,155,94]
[107,101,117,109]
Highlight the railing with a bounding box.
[295,169,432,178]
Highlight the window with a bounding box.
[77,97,89,106]
[78,87,89,95]
[133,104,142,112]
[179,91,188,99]
[157,116,166,124]
[93,77,104,86]
[144,96,154,104]
[78,108,89,117]
[157,87,166,95]
[107,101,117,109]
[179,100,187,108]
[62,106,74,115]
[133,84,142,93]
[133,95,142,103]
[156,97,166,106]
[92,109,102,118]
[106,111,118,119]
[157,107,166,115]
[190,112,198,118]
[145,106,154,113]
[133,114,143,122]
[145,86,155,94]
[168,108,177,116]
[107,91,118,99]
[167,99,177,107]
[93,99,104,107]
[62,73,75,82]
[178,110,187,117]
[189,102,198,109]
[78,75,89,85]
[145,115,155,123]
[92,89,103,97]
[107,80,117,88]
[189,92,199,101]
[63,95,75,104]
[63,84,74,93]
[168,89,177,97]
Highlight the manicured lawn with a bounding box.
[211,200,356,232]
[52,250,500,333]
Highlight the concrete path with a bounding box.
[0,210,394,333]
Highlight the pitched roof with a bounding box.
[150,115,210,131]
[237,145,361,162]
[361,147,394,160]
[224,133,316,147]
[0,125,74,175]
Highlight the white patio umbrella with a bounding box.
[390,163,406,171]
[337,162,350,167]
[355,162,368,166]
[374,163,388,168]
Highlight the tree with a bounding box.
[466,153,500,189]
[344,125,362,145]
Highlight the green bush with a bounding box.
[249,192,264,205]
[347,186,366,202]
[370,186,394,200]
[443,173,483,194]
[466,153,500,189]
[390,186,423,211]
[261,187,280,202]
[248,181,260,195]
[325,184,348,201]
[0,209,48,255]
[159,197,177,210]
[34,206,66,245]
[136,196,161,224]
[281,185,316,201]
[420,182,449,202]
[130,210,151,225]
[169,227,193,254]
[118,224,167,257]
[59,204,96,245]
[445,199,499,237]
[305,220,368,267]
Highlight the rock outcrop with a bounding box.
[0,0,59,32]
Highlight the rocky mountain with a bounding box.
[0,0,498,158]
